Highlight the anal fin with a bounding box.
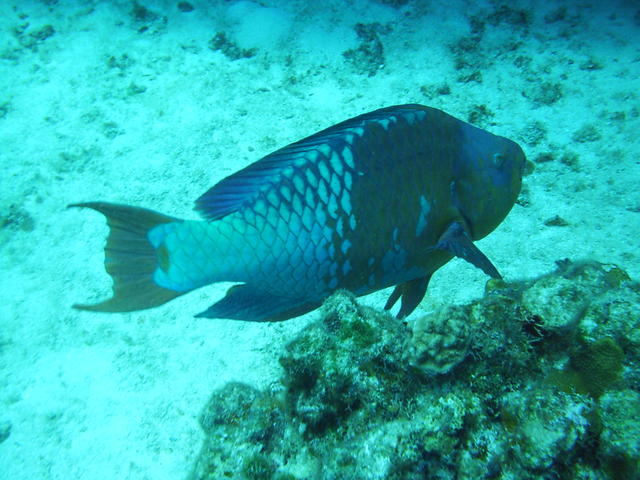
[436,221,501,279]
[384,275,432,319]
[196,284,318,322]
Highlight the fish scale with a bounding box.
[71,104,525,321]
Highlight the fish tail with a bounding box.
[69,201,184,313]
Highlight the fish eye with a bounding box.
[492,152,505,168]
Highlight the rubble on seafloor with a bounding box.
[190,260,640,480]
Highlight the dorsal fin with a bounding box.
[194,104,431,221]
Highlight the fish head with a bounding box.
[453,124,526,240]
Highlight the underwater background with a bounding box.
[0,0,639,479]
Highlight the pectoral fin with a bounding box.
[384,275,432,319]
[436,221,501,279]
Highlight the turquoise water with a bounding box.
[1,1,638,479]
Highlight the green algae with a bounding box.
[603,265,631,288]
[569,337,624,398]
[241,454,277,480]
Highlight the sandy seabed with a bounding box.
[0,1,638,479]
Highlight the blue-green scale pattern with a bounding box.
[156,106,441,303]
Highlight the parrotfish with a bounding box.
[71,104,525,321]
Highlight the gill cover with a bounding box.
[453,123,526,240]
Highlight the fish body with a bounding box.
[72,104,525,321]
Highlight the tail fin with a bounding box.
[69,202,184,313]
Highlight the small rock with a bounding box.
[544,215,569,227]
[177,1,194,12]
[534,152,554,163]
[0,420,11,444]
[572,124,601,143]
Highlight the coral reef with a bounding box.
[598,390,640,478]
[190,261,639,479]
[407,304,470,375]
